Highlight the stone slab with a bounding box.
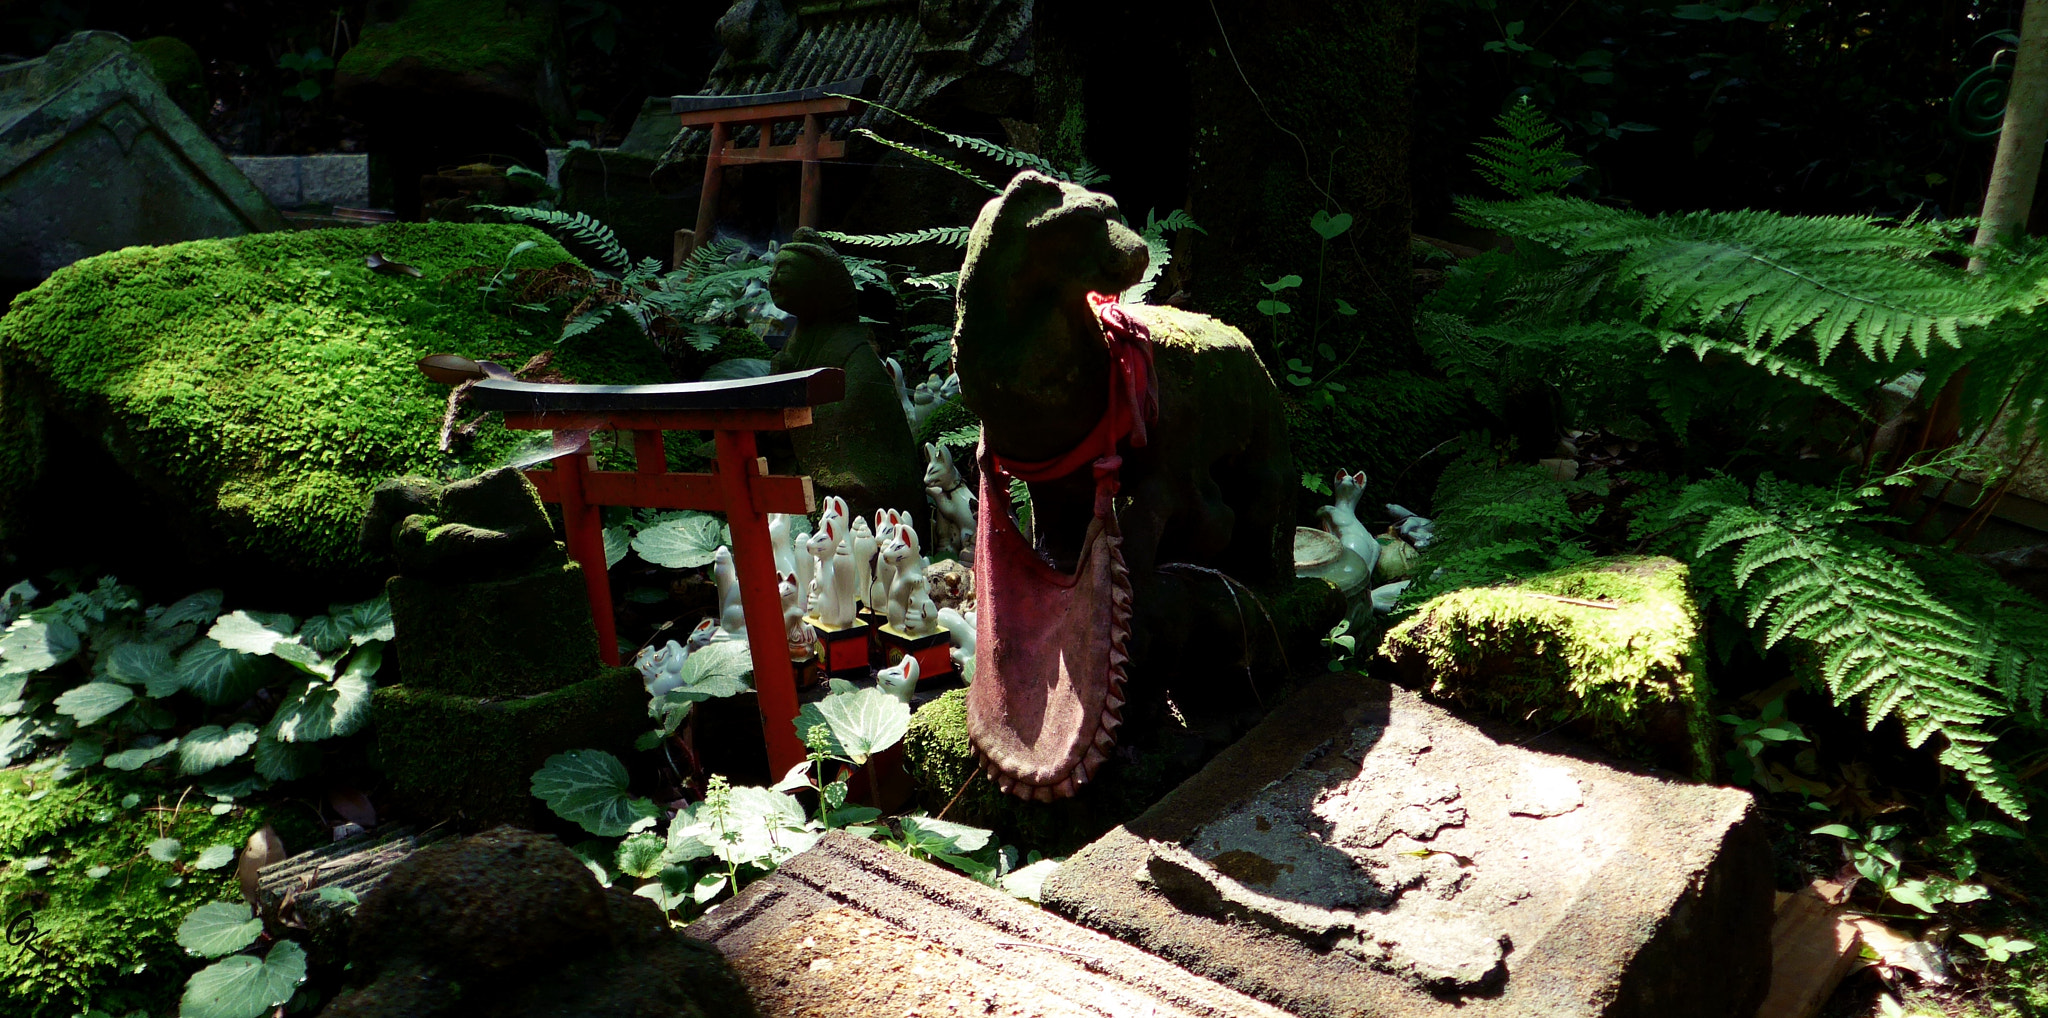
[229,153,372,208]
[0,31,283,289]
[1041,672,1773,1018]
[685,829,1295,1018]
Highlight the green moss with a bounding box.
[0,222,670,574]
[385,562,598,695]
[1378,555,1713,778]
[336,0,554,82]
[132,36,206,119]
[0,767,312,1018]
[372,667,646,825]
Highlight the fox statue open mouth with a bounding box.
[955,172,1297,801]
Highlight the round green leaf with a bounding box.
[0,618,80,675]
[631,514,728,569]
[147,837,181,862]
[207,611,297,657]
[54,682,134,726]
[180,940,307,1018]
[335,595,394,645]
[193,844,238,871]
[179,723,261,775]
[120,793,141,808]
[808,686,910,765]
[105,737,180,771]
[177,639,267,706]
[531,749,659,837]
[272,673,372,743]
[153,589,225,631]
[294,615,349,655]
[86,864,111,879]
[1309,210,1354,240]
[252,731,319,781]
[105,641,182,696]
[616,832,665,879]
[177,902,263,958]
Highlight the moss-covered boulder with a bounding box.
[0,223,670,584]
[333,0,570,129]
[326,826,758,1018]
[0,766,316,1018]
[1378,555,1713,778]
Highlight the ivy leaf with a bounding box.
[1309,210,1354,240]
[208,612,296,657]
[0,618,80,675]
[179,723,261,775]
[54,682,134,726]
[1261,274,1303,292]
[271,672,373,743]
[616,832,665,878]
[105,641,183,697]
[179,940,308,1018]
[148,837,181,862]
[631,513,730,569]
[176,639,267,706]
[177,902,264,958]
[1256,299,1292,316]
[1334,298,1357,316]
[530,750,659,837]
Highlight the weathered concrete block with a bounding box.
[256,825,449,957]
[1381,555,1714,778]
[1041,672,1772,1018]
[686,829,1294,1018]
[229,153,372,209]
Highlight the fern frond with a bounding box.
[811,227,972,249]
[1666,472,2030,818]
[830,92,1069,181]
[1457,195,2035,363]
[473,204,633,275]
[1472,97,1582,198]
[852,128,998,193]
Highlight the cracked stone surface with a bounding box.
[1042,673,1773,1018]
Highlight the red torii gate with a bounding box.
[468,369,845,777]
[671,74,876,259]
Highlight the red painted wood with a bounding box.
[551,452,620,667]
[715,429,808,778]
[673,94,854,127]
[502,407,813,433]
[633,429,666,473]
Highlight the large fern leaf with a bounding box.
[812,227,971,249]
[1458,196,2028,363]
[473,204,633,275]
[1672,474,2030,818]
[852,129,997,193]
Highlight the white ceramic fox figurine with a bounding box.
[882,524,929,634]
[1320,469,1379,580]
[924,443,976,563]
[849,516,878,610]
[713,546,746,636]
[633,639,688,695]
[806,518,842,624]
[871,509,903,608]
[937,606,976,676]
[780,573,813,655]
[877,656,920,705]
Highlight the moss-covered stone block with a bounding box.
[372,667,646,826]
[0,767,318,1018]
[385,562,599,695]
[0,222,671,579]
[1378,555,1713,778]
[333,0,569,127]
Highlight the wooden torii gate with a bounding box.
[671,74,877,259]
[468,369,846,777]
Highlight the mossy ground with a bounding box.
[0,765,319,1018]
[0,222,670,576]
[1379,555,1714,778]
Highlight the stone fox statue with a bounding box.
[958,171,1295,801]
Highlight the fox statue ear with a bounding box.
[1353,471,1367,487]
[1334,469,1346,487]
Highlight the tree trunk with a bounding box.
[1972,0,2048,269]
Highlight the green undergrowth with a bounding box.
[1381,555,1713,777]
[0,765,316,1017]
[0,222,669,573]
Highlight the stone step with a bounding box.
[1040,672,1775,1018]
[256,825,450,948]
[685,829,1294,1018]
